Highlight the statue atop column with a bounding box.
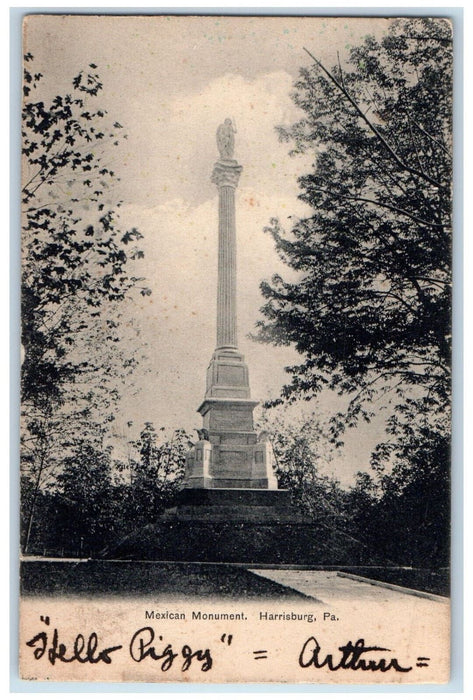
[216,118,236,160]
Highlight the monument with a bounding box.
[107,120,322,564]
[184,118,277,491]
[169,119,307,530]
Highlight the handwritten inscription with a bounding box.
[299,637,413,673]
[25,617,426,675]
[25,617,122,666]
[25,617,213,672]
[129,626,212,671]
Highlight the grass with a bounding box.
[20,560,315,600]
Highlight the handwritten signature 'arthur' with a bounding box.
[299,636,413,672]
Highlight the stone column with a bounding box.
[211,160,242,350]
[182,121,278,490]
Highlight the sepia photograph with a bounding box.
[18,13,452,684]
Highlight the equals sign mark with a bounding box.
[416,657,430,667]
[253,650,268,660]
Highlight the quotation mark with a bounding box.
[220,633,233,645]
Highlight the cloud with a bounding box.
[116,69,313,210]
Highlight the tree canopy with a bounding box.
[22,55,150,415]
[257,19,452,471]
[21,56,151,551]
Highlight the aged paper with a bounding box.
[20,594,449,683]
[20,14,452,684]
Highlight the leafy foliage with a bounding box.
[22,57,150,411]
[55,441,116,551]
[257,19,451,432]
[124,423,190,526]
[256,19,452,568]
[258,405,449,568]
[21,57,151,551]
[257,18,451,453]
[22,425,190,556]
[258,409,375,561]
[258,409,342,515]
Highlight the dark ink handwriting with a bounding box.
[253,649,268,660]
[129,626,212,672]
[299,637,413,673]
[26,617,122,665]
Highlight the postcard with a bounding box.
[19,14,452,683]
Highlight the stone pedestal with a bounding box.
[186,346,277,489]
[170,488,305,523]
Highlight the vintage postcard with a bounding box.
[19,14,452,684]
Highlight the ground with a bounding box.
[20,559,312,599]
[20,559,448,601]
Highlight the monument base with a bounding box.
[101,488,368,565]
[163,487,307,523]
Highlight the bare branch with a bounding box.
[308,184,446,229]
[303,47,445,190]
[409,116,452,156]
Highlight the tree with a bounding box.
[256,19,452,480]
[21,56,150,551]
[258,408,341,514]
[258,408,381,562]
[54,440,116,554]
[126,423,189,525]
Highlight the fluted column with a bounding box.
[184,122,278,491]
[211,159,242,349]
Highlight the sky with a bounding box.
[23,14,393,486]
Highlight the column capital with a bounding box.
[211,160,243,189]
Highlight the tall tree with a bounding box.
[21,56,150,550]
[256,19,452,484]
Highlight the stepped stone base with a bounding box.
[163,487,307,523]
[103,520,367,566]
